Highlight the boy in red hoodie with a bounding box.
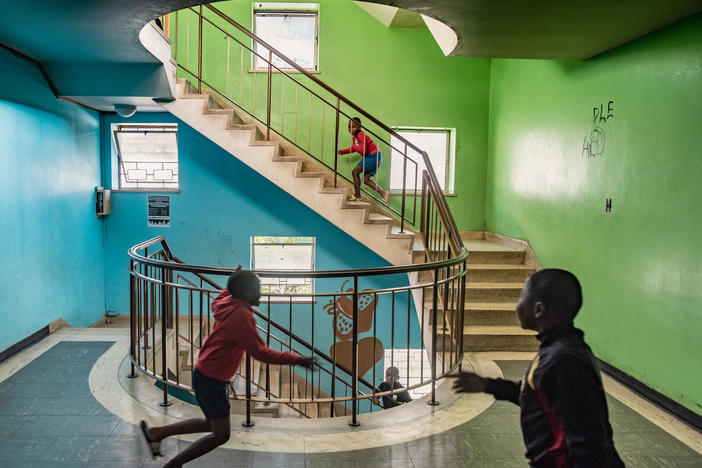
[140,267,314,467]
[338,117,388,202]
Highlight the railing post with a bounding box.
[349,275,360,426]
[160,267,172,407]
[458,260,467,371]
[400,143,408,232]
[429,267,440,406]
[197,5,203,93]
[243,353,254,427]
[266,49,272,140]
[128,261,138,378]
[333,97,341,188]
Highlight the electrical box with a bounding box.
[96,186,111,217]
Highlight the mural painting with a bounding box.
[323,280,383,377]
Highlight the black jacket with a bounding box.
[485,326,624,468]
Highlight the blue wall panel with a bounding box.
[0,48,104,352]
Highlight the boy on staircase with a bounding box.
[338,117,389,203]
[139,267,315,468]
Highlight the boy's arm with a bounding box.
[237,312,300,366]
[338,147,352,155]
[453,371,521,405]
[485,378,521,405]
[540,354,611,467]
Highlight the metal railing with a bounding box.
[167,4,440,232]
[127,3,469,426]
[129,213,466,425]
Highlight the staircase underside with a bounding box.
[160,80,415,266]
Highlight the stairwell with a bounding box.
[462,233,539,352]
[159,79,416,267]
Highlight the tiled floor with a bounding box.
[0,341,700,467]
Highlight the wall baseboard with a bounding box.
[0,326,50,365]
[598,358,702,432]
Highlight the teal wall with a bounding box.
[0,47,105,352]
[101,112,422,385]
[172,0,491,230]
[486,14,702,415]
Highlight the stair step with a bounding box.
[342,200,372,209]
[463,325,539,352]
[467,264,535,282]
[466,250,526,265]
[388,226,415,240]
[437,302,519,326]
[367,213,393,224]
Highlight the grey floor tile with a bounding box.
[463,432,526,459]
[87,435,150,463]
[0,397,46,416]
[38,436,103,462]
[252,451,305,465]
[62,415,121,436]
[0,415,28,437]
[79,400,114,416]
[30,462,86,468]
[12,415,78,437]
[405,434,465,461]
[410,459,470,468]
[39,397,91,416]
[636,431,701,458]
[0,436,57,462]
[110,420,142,436]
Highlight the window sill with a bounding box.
[261,296,317,304]
[248,69,319,74]
[111,189,181,194]
[389,191,456,197]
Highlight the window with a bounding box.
[113,124,179,191]
[253,3,319,71]
[389,128,454,194]
[251,236,315,298]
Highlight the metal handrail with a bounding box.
[171,4,458,235]
[127,3,470,425]
[129,235,468,425]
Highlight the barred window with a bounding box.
[253,3,319,71]
[251,236,315,298]
[113,124,179,191]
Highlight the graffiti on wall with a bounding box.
[582,101,614,158]
[323,280,383,377]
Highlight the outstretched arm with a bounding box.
[238,314,315,368]
[452,371,521,405]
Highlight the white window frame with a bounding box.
[389,127,456,195]
[250,236,315,302]
[112,123,180,192]
[252,3,320,72]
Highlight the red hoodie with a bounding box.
[339,130,379,157]
[195,290,300,382]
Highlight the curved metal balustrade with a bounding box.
[129,6,469,427]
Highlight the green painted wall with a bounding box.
[170,0,490,230]
[486,14,702,415]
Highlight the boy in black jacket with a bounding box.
[452,268,624,467]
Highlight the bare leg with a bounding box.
[162,417,231,468]
[146,418,211,442]
[352,166,363,198]
[364,173,386,198]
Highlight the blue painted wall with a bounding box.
[101,112,422,387]
[0,47,105,352]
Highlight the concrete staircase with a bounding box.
[426,233,540,352]
[159,79,416,266]
[462,234,539,351]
